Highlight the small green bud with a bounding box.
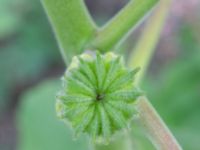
[56,51,141,143]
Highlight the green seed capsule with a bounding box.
[56,51,141,143]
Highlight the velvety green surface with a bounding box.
[42,0,96,64]
[57,52,140,143]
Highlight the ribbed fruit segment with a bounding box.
[56,52,141,143]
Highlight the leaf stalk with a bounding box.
[90,0,159,52]
[136,96,182,150]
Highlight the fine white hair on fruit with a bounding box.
[56,51,141,144]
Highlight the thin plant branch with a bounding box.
[42,0,97,65]
[90,0,159,52]
[136,96,182,150]
[128,0,172,85]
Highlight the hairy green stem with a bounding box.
[128,0,172,85]
[90,0,159,52]
[42,0,97,65]
[136,96,182,150]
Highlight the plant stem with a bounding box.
[90,0,159,52]
[128,0,172,85]
[42,0,97,65]
[136,96,182,150]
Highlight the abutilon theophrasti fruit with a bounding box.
[56,51,141,143]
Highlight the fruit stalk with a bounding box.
[136,96,182,150]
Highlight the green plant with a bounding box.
[37,0,182,149]
[56,52,141,143]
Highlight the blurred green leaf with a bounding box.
[0,0,27,38]
[17,79,90,150]
[0,13,20,38]
[143,50,200,150]
[0,0,62,113]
